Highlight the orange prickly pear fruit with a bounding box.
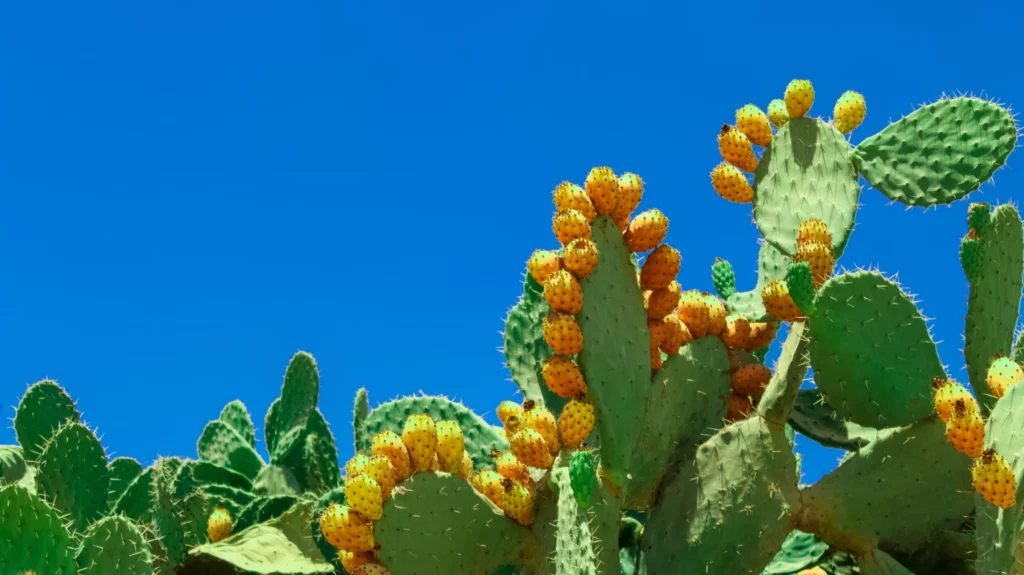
[523,400,560,456]
[640,245,681,291]
[490,449,532,486]
[717,125,758,173]
[584,167,620,216]
[496,400,525,425]
[677,289,710,338]
[541,355,588,398]
[364,455,397,500]
[946,399,985,458]
[736,104,773,147]
[710,163,754,204]
[526,250,562,284]
[563,238,599,278]
[762,280,803,322]
[796,218,831,248]
[559,394,596,448]
[646,281,681,320]
[745,322,778,351]
[784,79,815,118]
[720,314,751,350]
[732,363,771,397]
[613,172,644,223]
[543,312,584,356]
[352,564,391,575]
[794,241,834,288]
[986,354,1024,399]
[543,269,584,315]
[726,393,753,422]
[319,503,374,553]
[932,377,977,423]
[660,313,691,355]
[435,420,466,474]
[345,474,384,521]
[704,293,728,336]
[471,469,506,506]
[552,209,592,246]
[340,551,376,574]
[402,414,438,473]
[972,448,1017,509]
[505,414,553,469]
[372,430,411,481]
[552,181,597,223]
[345,454,371,478]
[623,209,669,253]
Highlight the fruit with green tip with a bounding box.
[496,400,524,425]
[784,79,815,118]
[768,98,790,127]
[986,354,1023,399]
[207,503,233,542]
[833,90,866,134]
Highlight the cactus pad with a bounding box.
[35,422,110,531]
[0,484,77,575]
[235,494,299,532]
[268,351,320,462]
[76,515,155,575]
[545,462,618,575]
[375,472,537,575]
[851,97,1018,206]
[762,530,830,575]
[577,215,651,490]
[108,456,143,507]
[758,322,810,425]
[809,271,945,427]
[800,418,973,555]
[963,204,1023,413]
[360,395,508,469]
[753,118,860,257]
[642,417,800,574]
[219,400,257,449]
[726,241,792,322]
[0,445,27,486]
[190,460,255,492]
[114,466,156,522]
[153,457,189,568]
[198,420,265,480]
[974,383,1024,575]
[254,463,302,497]
[353,387,370,453]
[788,389,877,450]
[504,271,569,413]
[14,379,81,461]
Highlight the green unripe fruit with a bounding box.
[569,450,596,509]
[712,258,737,300]
[968,202,991,235]
[960,235,983,283]
[785,262,816,316]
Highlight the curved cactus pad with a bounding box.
[758,322,810,425]
[852,97,1018,207]
[754,117,860,257]
[219,400,257,449]
[114,466,155,522]
[800,418,973,555]
[77,515,155,575]
[642,418,800,575]
[36,422,110,531]
[788,389,878,451]
[809,272,945,428]
[187,500,334,574]
[627,337,730,509]
[235,494,299,532]
[726,241,792,322]
[974,383,1024,575]
[198,420,264,480]
[361,395,509,469]
[964,204,1023,413]
[108,456,143,507]
[503,271,569,413]
[191,460,255,492]
[353,387,370,453]
[269,351,320,462]
[762,530,830,575]
[0,484,77,575]
[536,462,619,575]
[14,379,81,461]
[577,215,651,490]
[0,445,27,485]
[376,472,537,575]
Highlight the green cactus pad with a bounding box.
[851,97,1018,207]
[198,420,264,480]
[14,379,81,461]
[626,337,731,509]
[577,215,651,490]
[642,417,800,575]
[969,202,993,234]
[788,389,877,450]
[785,262,816,316]
[187,500,333,574]
[76,515,155,575]
[960,235,983,282]
[569,450,596,508]
[753,117,860,257]
[503,271,569,413]
[858,549,914,575]
[191,460,254,492]
[108,456,143,507]
[376,472,537,575]
[114,466,155,522]
[267,351,320,463]
[0,484,77,575]
[353,387,370,453]
[727,241,793,322]
[234,494,299,532]
[310,485,346,566]
[618,516,644,575]
[800,418,973,555]
[203,483,255,514]
[712,257,736,300]
[253,463,302,497]
[761,530,830,575]
[0,445,27,485]
[35,421,110,531]
[293,408,340,494]
[219,400,256,449]
[809,271,945,427]
[974,383,1024,575]
[963,204,1023,413]
[361,395,509,470]
[758,322,810,425]
[153,457,189,568]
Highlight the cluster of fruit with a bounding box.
[762,219,837,322]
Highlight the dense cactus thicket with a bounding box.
[3,79,1023,575]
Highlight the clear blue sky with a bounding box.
[2,1,1023,486]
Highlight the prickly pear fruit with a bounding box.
[640,245,681,291]
[613,172,644,222]
[768,98,790,127]
[401,414,438,473]
[946,400,985,458]
[624,209,670,253]
[972,448,1017,509]
[762,280,803,322]
[541,355,588,398]
[794,241,834,288]
[711,257,736,300]
[527,250,562,284]
[553,181,597,223]
[705,294,728,336]
[458,450,473,479]
[660,313,691,355]
[319,503,375,553]
[710,163,754,204]
[746,322,777,351]
[207,503,233,543]
[553,209,592,246]
[523,400,560,455]
[677,289,710,338]
[736,104,773,146]
[732,364,771,397]
[497,401,525,425]
[506,415,553,469]
[986,355,1023,399]
[717,125,758,173]
[491,449,532,486]
[796,218,832,248]
[559,395,596,448]
[471,469,506,506]
[364,455,397,500]
[543,312,584,356]
[501,477,535,526]
[352,563,391,575]
[720,314,751,350]
[435,420,466,474]
[543,269,584,315]
[932,377,977,424]
[340,551,376,574]
[372,430,412,481]
[646,281,682,320]
[569,450,596,509]
[584,167,619,216]
[833,90,866,134]
[784,79,815,118]
[726,393,753,422]
[345,474,384,521]
[345,454,371,478]
[563,238,599,278]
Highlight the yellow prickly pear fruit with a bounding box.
[946,400,985,458]
[319,503,375,553]
[584,166,620,216]
[345,454,371,478]
[207,503,233,543]
[552,209,592,246]
[345,474,384,521]
[710,162,754,204]
[784,79,815,118]
[660,313,692,355]
[401,414,438,473]
[646,281,681,320]
[762,279,803,322]
[352,563,391,575]
[736,104,773,147]
[986,354,1024,399]
[559,394,596,448]
[676,289,710,338]
[745,322,778,351]
[717,125,759,173]
[726,393,753,422]
[435,420,466,474]
[471,469,506,506]
[497,400,525,425]
[563,238,599,278]
[612,172,645,222]
[705,294,728,336]
[614,213,630,232]
[523,400,561,455]
[491,449,532,485]
[932,377,977,423]
[553,181,597,223]
[543,311,584,356]
[640,245,681,291]
[501,477,535,525]
[507,414,553,469]
[372,429,411,481]
[973,448,1017,509]
[527,250,562,284]
[543,269,584,315]
[796,219,832,249]
[794,241,834,288]
[767,98,790,128]
[340,551,376,574]
[541,355,588,398]
[459,450,473,479]
[833,90,866,135]
[363,455,397,500]
[732,364,771,397]
[720,314,751,350]
[624,209,670,253]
